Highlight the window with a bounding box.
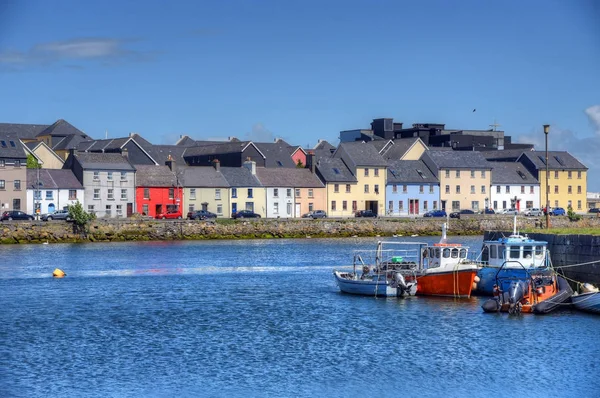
[142,204,149,215]
[12,198,20,210]
[88,205,95,214]
[34,190,41,200]
[364,168,369,177]
[93,171,100,181]
[493,200,497,209]
[295,188,300,197]
[456,185,460,194]
[568,171,572,179]
[403,185,408,193]
[578,171,582,179]
[388,201,393,212]
[433,200,438,210]
[116,205,123,216]
[567,200,572,209]
[309,202,314,212]
[530,186,534,194]
[554,200,558,207]
[217,204,223,214]
[526,201,533,209]
[521,186,525,194]
[308,189,314,198]
[108,189,114,200]
[107,172,113,180]
[472,201,479,211]
[419,185,424,193]
[568,186,572,194]
[169,188,175,199]
[456,170,460,178]
[121,189,127,200]
[286,189,292,198]
[445,185,450,194]
[481,186,486,194]
[245,202,254,211]
[274,188,279,197]
[554,171,559,179]
[577,186,582,194]
[331,201,336,211]
[445,170,450,178]
[374,184,379,194]
[94,189,100,200]
[248,188,253,198]
[424,201,428,211]
[496,186,501,194]
[231,188,237,198]
[452,201,460,211]
[121,172,127,180]
[273,203,279,214]
[69,190,77,200]
[578,200,582,210]
[14,160,20,168]
[554,186,559,194]
[334,184,339,193]
[392,185,397,193]
[364,184,369,193]
[470,185,475,194]
[14,180,21,190]
[343,201,347,211]
[143,188,150,199]
[106,205,112,216]
[509,246,520,259]
[502,200,507,209]
[481,171,486,178]
[399,201,404,211]
[345,184,351,193]
[45,190,52,199]
[471,170,475,178]
[429,185,434,193]
[505,185,510,194]
[0,160,4,167]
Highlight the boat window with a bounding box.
[490,245,497,259]
[443,248,450,258]
[481,245,489,262]
[422,249,428,258]
[535,246,544,258]
[523,246,533,259]
[429,248,435,258]
[509,246,521,259]
[435,248,440,258]
[451,248,459,258]
[459,248,467,259]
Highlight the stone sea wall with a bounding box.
[2,215,599,244]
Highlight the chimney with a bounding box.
[212,159,221,172]
[69,148,75,157]
[122,147,129,160]
[165,154,175,171]
[306,151,315,174]
[243,158,256,175]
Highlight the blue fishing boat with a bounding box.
[571,284,600,314]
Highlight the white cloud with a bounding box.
[244,123,276,143]
[585,105,600,134]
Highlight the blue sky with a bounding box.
[1,1,599,187]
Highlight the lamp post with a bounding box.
[544,124,550,229]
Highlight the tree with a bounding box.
[27,154,41,169]
[296,159,304,168]
[67,201,96,235]
[567,205,581,222]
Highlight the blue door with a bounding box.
[231,203,237,216]
[48,203,55,213]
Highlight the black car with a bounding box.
[423,210,447,218]
[187,210,217,220]
[355,210,377,218]
[481,208,495,215]
[449,209,475,219]
[232,210,261,219]
[589,208,600,214]
[1,210,34,221]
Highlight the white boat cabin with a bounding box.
[480,235,548,268]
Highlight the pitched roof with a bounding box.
[380,137,422,161]
[183,141,265,158]
[36,119,88,138]
[315,157,357,183]
[314,140,335,151]
[175,135,198,146]
[134,165,178,187]
[423,149,492,169]
[483,149,530,161]
[0,122,49,139]
[490,162,539,184]
[145,145,188,164]
[52,134,90,151]
[256,167,324,188]
[0,133,28,158]
[76,138,130,152]
[335,141,388,168]
[69,152,135,171]
[517,151,587,170]
[26,169,83,189]
[220,167,262,187]
[253,142,296,168]
[387,160,438,184]
[178,166,230,188]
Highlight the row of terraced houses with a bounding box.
[0,118,590,219]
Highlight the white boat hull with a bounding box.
[333,271,416,297]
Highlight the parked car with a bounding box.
[1,210,34,221]
[498,208,519,215]
[302,210,327,219]
[449,209,475,219]
[423,210,447,218]
[355,210,377,218]
[41,209,72,221]
[155,210,182,219]
[481,208,495,215]
[187,210,217,220]
[588,208,600,214]
[524,208,543,217]
[232,210,261,219]
[550,207,566,216]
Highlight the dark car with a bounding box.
[1,210,34,221]
[41,209,72,221]
[155,210,182,219]
[589,208,600,214]
[355,210,377,218]
[449,209,475,219]
[187,210,217,220]
[423,210,447,218]
[481,208,495,215]
[232,210,261,219]
[550,207,565,216]
[302,210,327,219]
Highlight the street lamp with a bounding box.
[544,124,550,229]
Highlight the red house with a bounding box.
[290,146,307,168]
[135,164,182,217]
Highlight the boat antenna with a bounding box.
[512,215,517,236]
[440,223,448,244]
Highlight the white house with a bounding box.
[26,169,84,215]
[489,162,540,211]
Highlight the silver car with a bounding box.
[525,208,543,216]
[41,209,72,221]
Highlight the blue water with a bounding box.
[1,237,599,398]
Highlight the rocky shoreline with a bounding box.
[1,216,599,244]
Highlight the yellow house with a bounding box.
[221,161,266,217]
[24,141,65,169]
[379,137,428,161]
[422,150,492,212]
[180,165,230,218]
[517,151,588,213]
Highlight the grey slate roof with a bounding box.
[77,138,130,152]
[183,141,263,158]
[334,141,388,168]
[220,167,263,187]
[314,140,335,151]
[0,132,28,158]
[490,162,539,184]
[484,149,530,161]
[26,169,83,189]
[134,165,178,187]
[53,134,90,151]
[517,151,587,170]
[0,122,49,139]
[253,142,296,168]
[70,152,135,171]
[422,149,492,169]
[256,167,324,188]
[147,145,189,164]
[179,166,230,188]
[37,119,88,138]
[380,138,421,161]
[315,157,357,183]
[387,160,438,184]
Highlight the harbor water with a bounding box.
[1,237,599,398]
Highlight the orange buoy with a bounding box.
[53,268,66,278]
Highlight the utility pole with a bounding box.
[544,125,551,229]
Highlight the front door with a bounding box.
[127,203,133,217]
[231,203,237,215]
[409,199,419,215]
[295,203,301,217]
